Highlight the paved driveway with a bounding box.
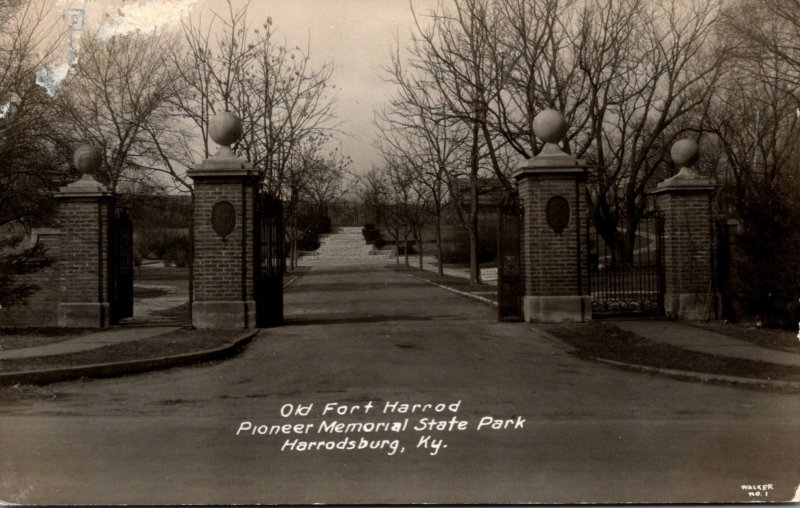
[1,264,798,504]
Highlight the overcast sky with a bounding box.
[203,0,435,174]
[47,0,439,176]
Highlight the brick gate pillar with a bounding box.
[652,139,718,320]
[54,145,116,327]
[188,112,260,328]
[513,110,591,322]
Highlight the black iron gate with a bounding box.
[712,217,734,320]
[254,193,284,327]
[497,192,523,321]
[588,214,665,316]
[109,206,134,324]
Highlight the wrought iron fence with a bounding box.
[255,194,284,327]
[109,206,134,324]
[588,214,665,316]
[497,192,523,321]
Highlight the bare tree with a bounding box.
[0,1,70,308]
[283,140,349,269]
[379,153,425,268]
[0,0,71,227]
[56,30,182,193]
[722,0,800,87]
[356,167,408,265]
[705,57,799,206]
[393,0,726,270]
[171,0,338,199]
[582,0,725,266]
[504,0,726,266]
[378,51,469,275]
[402,0,514,282]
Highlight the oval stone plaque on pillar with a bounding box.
[212,201,236,239]
[546,195,570,235]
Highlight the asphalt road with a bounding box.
[1,264,798,504]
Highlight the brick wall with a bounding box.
[658,191,713,295]
[192,179,257,302]
[518,175,589,297]
[57,199,113,305]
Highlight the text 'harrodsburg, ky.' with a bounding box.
[235,402,527,456]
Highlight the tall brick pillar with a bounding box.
[652,139,718,320]
[188,112,260,328]
[54,145,116,327]
[513,110,591,322]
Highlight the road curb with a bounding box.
[0,329,258,387]
[529,325,800,391]
[592,357,800,390]
[409,274,498,307]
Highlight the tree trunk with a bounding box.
[623,217,641,269]
[469,121,481,284]
[404,233,409,267]
[596,216,622,270]
[292,235,298,271]
[289,213,296,271]
[417,227,424,272]
[436,209,443,277]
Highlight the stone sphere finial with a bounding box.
[671,139,700,168]
[73,144,102,173]
[533,109,568,144]
[209,111,243,147]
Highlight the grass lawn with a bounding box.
[134,287,170,298]
[541,321,800,386]
[0,328,246,373]
[0,328,94,350]
[136,266,189,283]
[691,322,800,354]
[393,265,498,304]
[152,302,191,319]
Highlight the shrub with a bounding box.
[295,233,320,252]
[0,236,52,308]
[438,241,468,263]
[396,241,416,255]
[362,223,388,249]
[435,221,498,265]
[362,223,380,243]
[134,229,190,266]
[317,215,332,235]
[730,186,800,328]
[161,235,190,267]
[293,214,330,252]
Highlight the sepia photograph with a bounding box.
[0,0,799,504]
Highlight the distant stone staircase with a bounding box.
[301,227,394,261]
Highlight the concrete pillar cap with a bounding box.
[670,139,700,169]
[533,109,568,143]
[654,138,716,191]
[73,144,102,174]
[514,109,589,177]
[58,173,110,194]
[209,111,243,159]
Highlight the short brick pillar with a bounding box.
[54,146,116,327]
[513,110,591,322]
[188,112,260,328]
[652,139,718,320]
